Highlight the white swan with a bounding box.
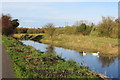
[92,52,100,56]
[83,51,87,56]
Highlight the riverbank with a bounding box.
[13,34,118,57]
[42,34,118,57]
[2,35,104,79]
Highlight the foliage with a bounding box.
[97,16,118,38]
[13,16,118,38]
[0,14,19,36]
[75,23,87,33]
[54,17,118,38]
[16,27,44,34]
[16,27,28,33]
[75,23,92,35]
[64,26,76,34]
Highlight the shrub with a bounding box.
[75,23,92,35]
[98,16,118,38]
[0,14,19,36]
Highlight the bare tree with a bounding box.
[43,23,56,38]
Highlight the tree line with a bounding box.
[1,14,119,38]
[43,17,119,38]
[43,17,119,39]
[16,27,45,34]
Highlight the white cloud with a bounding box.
[2,2,60,18]
[2,1,118,27]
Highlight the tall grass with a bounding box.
[41,34,118,56]
[13,33,118,56]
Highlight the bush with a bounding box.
[98,16,118,38]
[0,14,19,36]
[75,23,92,35]
[15,27,45,34]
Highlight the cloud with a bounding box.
[2,2,117,27]
[2,2,60,18]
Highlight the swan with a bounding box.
[92,52,100,56]
[83,51,87,56]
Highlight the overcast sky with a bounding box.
[2,2,118,28]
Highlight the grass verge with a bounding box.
[2,35,103,79]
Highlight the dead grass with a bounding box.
[13,33,118,57]
[41,34,118,56]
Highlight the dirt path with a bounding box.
[2,44,15,78]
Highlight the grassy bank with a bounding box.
[41,34,118,56]
[2,35,103,79]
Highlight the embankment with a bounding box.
[2,35,105,79]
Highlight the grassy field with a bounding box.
[42,34,118,57]
[13,33,118,57]
[2,35,103,79]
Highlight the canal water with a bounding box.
[21,40,119,78]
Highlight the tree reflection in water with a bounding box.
[98,55,115,68]
[45,45,116,68]
[46,45,55,53]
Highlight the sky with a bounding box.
[2,0,119,2]
[2,2,118,28]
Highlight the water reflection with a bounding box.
[46,45,116,68]
[46,45,55,53]
[75,51,116,68]
[98,55,115,68]
[79,52,87,56]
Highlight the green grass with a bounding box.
[2,35,102,79]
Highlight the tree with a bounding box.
[74,20,88,27]
[77,23,87,33]
[115,18,120,38]
[75,23,92,35]
[90,23,95,34]
[98,16,118,38]
[0,14,19,36]
[43,23,56,38]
